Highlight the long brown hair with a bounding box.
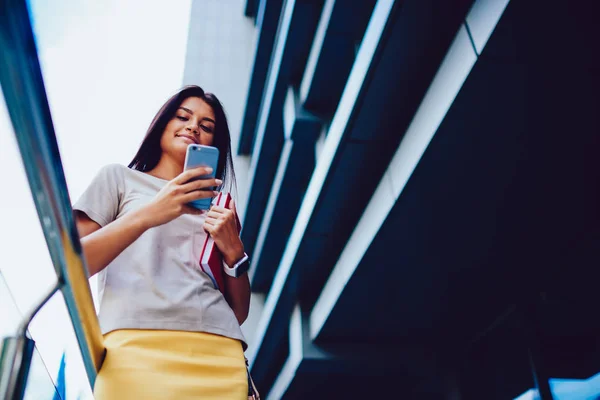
[129,85,236,193]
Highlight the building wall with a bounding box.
[183,0,256,219]
[205,0,600,398]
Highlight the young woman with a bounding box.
[74,85,252,399]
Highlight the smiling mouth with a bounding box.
[176,134,198,144]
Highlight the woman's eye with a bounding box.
[201,126,214,133]
[176,116,188,121]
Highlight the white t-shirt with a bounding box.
[73,164,246,347]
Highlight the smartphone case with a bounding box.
[184,144,219,210]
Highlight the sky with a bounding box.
[0,0,192,397]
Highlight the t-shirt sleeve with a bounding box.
[73,164,124,227]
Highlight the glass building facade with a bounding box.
[199,0,600,398]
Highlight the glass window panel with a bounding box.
[543,322,600,400]
[0,271,21,338]
[548,374,600,400]
[23,345,61,400]
[539,278,600,400]
[29,292,94,400]
[458,311,536,400]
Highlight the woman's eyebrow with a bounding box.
[178,107,215,124]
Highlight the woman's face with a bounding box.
[160,96,216,162]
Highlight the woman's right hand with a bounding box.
[142,167,221,228]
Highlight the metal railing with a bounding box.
[0,0,105,398]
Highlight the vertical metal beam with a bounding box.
[241,0,323,257]
[250,86,321,293]
[247,0,398,388]
[0,0,105,387]
[238,0,285,154]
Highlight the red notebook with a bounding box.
[199,192,241,294]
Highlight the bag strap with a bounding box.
[246,357,260,400]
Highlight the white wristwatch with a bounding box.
[223,253,250,278]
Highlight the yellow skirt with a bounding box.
[93,329,248,400]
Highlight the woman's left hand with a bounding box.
[203,199,245,265]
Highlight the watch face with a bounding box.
[236,259,250,277]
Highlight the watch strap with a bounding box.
[224,253,250,278]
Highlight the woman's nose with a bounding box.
[186,124,199,135]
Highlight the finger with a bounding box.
[174,166,214,185]
[227,199,239,225]
[180,178,222,192]
[204,216,219,225]
[209,206,229,214]
[206,210,223,220]
[181,190,219,203]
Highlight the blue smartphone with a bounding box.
[183,144,220,210]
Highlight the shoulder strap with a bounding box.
[245,357,260,400]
